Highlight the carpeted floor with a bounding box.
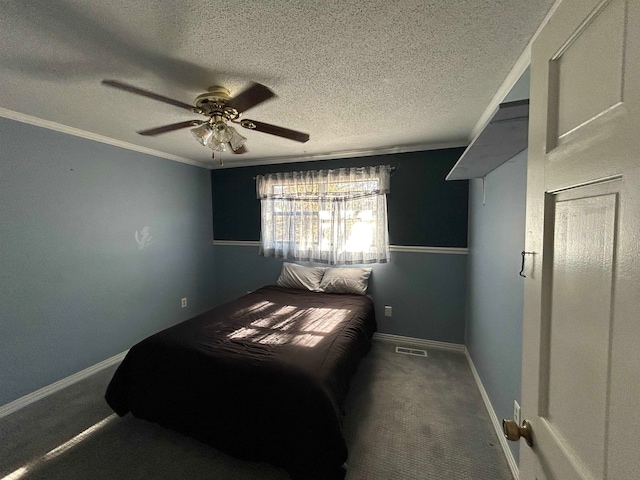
[0,340,513,480]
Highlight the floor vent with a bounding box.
[395,346,428,357]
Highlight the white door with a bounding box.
[520,0,640,478]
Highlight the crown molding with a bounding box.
[0,107,467,170]
[0,107,209,168]
[214,140,469,169]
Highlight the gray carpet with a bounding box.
[0,341,513,479]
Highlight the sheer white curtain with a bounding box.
[256,165,391,265]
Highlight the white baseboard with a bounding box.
[464,348,519,480]
[0,350,128,419]
[373,332,465,352]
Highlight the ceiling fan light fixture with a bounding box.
[228,126,247,151]
[212,121,233,144]
[191,123,213,146]
[209,138,227,152]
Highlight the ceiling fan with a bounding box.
[102,80,310,165]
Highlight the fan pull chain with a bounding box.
[212,152,223,167]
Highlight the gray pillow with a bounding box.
[276,262,325,292]
[319,267,372,295]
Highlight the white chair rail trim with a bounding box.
[213,240,467,255]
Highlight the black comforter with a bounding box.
[105,285,376,479]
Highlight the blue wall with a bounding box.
[465,149,527,463]
[212,149,469,247]
[213,245,468,343]
[0,118,217,406]
[211,149,469,343]
[0,125,469,405]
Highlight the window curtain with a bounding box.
[256,165,392,265]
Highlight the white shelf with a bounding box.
[446,100,529,180]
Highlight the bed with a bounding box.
[105,283,376,479]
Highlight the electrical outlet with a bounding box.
[181,297,187,308]
[514,400,521,426]
[384,305,392,317]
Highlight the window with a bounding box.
[256,165,391,264]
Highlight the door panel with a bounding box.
[522,0,640,478]
[553,0,625,140]
[542,183,618,479]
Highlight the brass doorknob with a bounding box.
[502,419,534,447]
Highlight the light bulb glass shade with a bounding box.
[208,138,227,152]
[191,123,213,146]
[212,122,233,143]
[228,126,247,151]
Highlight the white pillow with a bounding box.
[276,262,325,292]
[319,267,372,295]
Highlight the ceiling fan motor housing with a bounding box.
[194,86,240,120]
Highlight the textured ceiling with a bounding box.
[0,0,554,169]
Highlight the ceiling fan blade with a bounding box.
[137,120,203,136]
[228,83,275,113]
[102,80,198,112]
[239,119,310,143]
